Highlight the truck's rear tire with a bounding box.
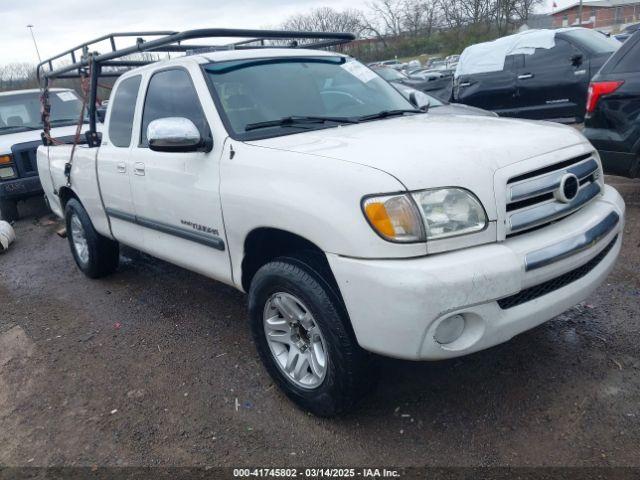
[64,198,119,278]
[248,255,376,417]
[0,199,19,223]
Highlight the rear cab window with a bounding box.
[522,39,582,68]
[108,75,142,148]
[560,29,620,55]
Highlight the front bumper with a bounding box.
[328,185,625,360]
[0,176,43,200]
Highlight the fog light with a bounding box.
[434,314,465,345]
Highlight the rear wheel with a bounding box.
[0,199,19,223]
[65,198,119,278]
[248,255,376,416]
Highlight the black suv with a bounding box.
[584,30,640,178]
[454,28,620,123]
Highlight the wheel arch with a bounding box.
[241,227,339,295]
[58,186,81,211]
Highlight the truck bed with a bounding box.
[36,144,111,237]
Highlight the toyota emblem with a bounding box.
[555,173,580,203]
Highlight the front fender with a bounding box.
[220,142,428,288]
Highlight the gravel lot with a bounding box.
[0,176,639,468]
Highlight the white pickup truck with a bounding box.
[38,44,625,416]
[0,88,86,221]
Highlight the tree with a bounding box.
[363,0,405,38]
[282,7,365,36]
[0,63,38,92]
[402,0,440,37]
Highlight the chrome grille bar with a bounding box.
[509,158,598,203]
[509,181,601,233]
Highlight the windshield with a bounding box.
[0,90,83,135]
[205,56,414,139]
[562,29,621,54]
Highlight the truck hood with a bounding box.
[246,114,589,219]
[0,125,86,154]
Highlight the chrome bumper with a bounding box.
[525,210,620,271]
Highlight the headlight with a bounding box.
[412,188,487,239]
[362,193,425,242]
[0,166,16,180]
[362,188,488,243]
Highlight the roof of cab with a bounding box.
[116,47,347,81]
[197,47,346,63]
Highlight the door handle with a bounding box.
[518,73,534,80]
[459,82,471,87]
[116,162,126,173]
[133,162,145,176]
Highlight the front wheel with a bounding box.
[65,198,119,278]
[248,255,376,416]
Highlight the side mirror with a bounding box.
[147,117,212,152]
[571,53,584,67]
[409,91,431,111]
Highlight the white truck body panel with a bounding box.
[37,145,110,235]
[36,49,625,360]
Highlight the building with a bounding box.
[551,0,640,30]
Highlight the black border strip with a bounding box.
[105,208,225,251]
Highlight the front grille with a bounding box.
[9,135,77,179]
[11,140,42,178]
[506,153,601,236]
[497,235,617,310]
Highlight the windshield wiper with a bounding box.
[50,118,86,125]
[0,125,40,132]
[357,109,422,122]
[245,115,358,132]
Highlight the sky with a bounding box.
[1,0,575,66]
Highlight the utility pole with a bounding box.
[26,24,42,63]
[578,0,584,25]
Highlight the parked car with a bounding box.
[0,88,87,221]
[39,30,624,416]
[584,30,640,178]
[425,56,444,68]
[615,23,640,43]
[373,66,453,102]
[404,59,421,73]
[454,28,620,123]
[446,54,461,68]
[392,83,497,117]
[374,59,406,71]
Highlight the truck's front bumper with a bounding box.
[328,185,625,360]
[0,176,43,200]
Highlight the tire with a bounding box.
[64,198,119,278]
[248,254,376,416]
[0,199,19,223]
